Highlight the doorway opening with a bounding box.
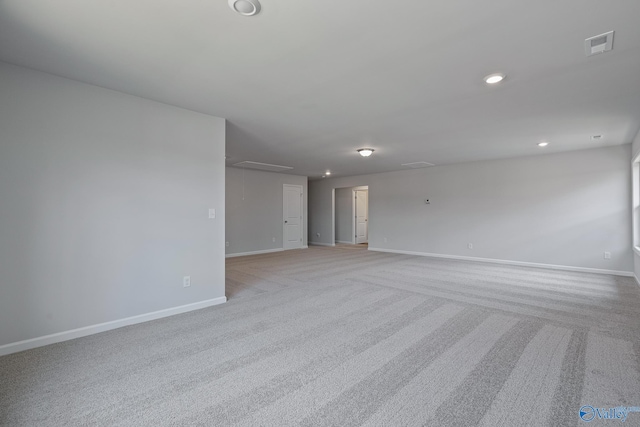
[334,185,368,247]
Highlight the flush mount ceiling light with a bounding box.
[228,0,261,16]
[484,73,506,84]
[325,171,331,176]
[357,148,374,157]
[538,142,549,147]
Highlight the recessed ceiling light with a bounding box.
[228,0,261,16]
[484,73,506,84]
[325,171,331,176]
[538,142,549,147]
[357,148,374,157]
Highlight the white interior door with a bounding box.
[283,184,303,250]
[355,190,368,244]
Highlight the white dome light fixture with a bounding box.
[357,148,374,157]
[484,73,506,84]
[538,141,549,147]
[228,0,261,16]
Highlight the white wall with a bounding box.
[0,62,226,351]
[226,167,307,256]
[310,145,633,274]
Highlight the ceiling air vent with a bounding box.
[584,31,614,56]
[401,161,435,169]
[232,161,293,173]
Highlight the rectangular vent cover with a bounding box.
[233,161,294,172]
[585,31,614,56]
[401,161,435,169]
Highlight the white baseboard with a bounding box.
[368,247,634,277]
[634,274,640,288]
[0,296,227,357]
[309,242,336,247]
[226,246,308,258]
[226,248,284,258]
[335,240,355,244]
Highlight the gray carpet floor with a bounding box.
[2,245,640,426]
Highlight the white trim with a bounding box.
[309,241,336,247]
[634,274,640,288]
[226,246,308,258]
[226,248,284,258]
[352,189,357,245]
[336,240,354,244]
[633,246,640,257]
[368,247,634,277]
[633,162,640,250]
[0,296,227,356]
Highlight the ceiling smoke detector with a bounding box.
[585,31,614,56]
[228,0,261,16]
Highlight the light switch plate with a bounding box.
[208,208,215,219]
